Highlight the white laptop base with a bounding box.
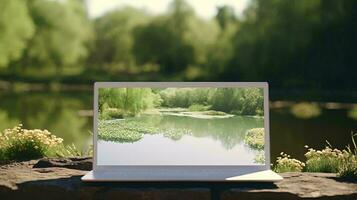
[82,168,282,182]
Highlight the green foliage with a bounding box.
[274,152,305,173]
[0,0,356,91]
[20,0,92,73]
[348,106,357,120]
[338,152,357,179]
[89,7,150,72]
[224,0,357,89]
[216,5,237,30]
[254,151,265,164]
[188,104,211,111]
[0,125,63,161]
[0,0,34,67]
[98,119,192,142]
[274,134,357,180]
[305,134,357,179]
[158,88,264,116]
[99,88,161,116]
[159,88,204,108]
[304,146,342,173]
[100,109,124,120]
[54,144,93,158]
[209,88,264,115]
[290,102,321,119]
[244,128,265,150]
[132,0,219,73]
[133,18,195,73]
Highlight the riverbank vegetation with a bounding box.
[0,125,91,163]
[1,0,356,93]
[99,87,264,119]
[244,128,264,150]
[274,133,357,180]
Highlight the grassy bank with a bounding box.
[274,133,357,180]
[0,125,91,163]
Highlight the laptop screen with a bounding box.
[96,85,266,166]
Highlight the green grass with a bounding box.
[244,128,265,150]
[274,152,305,173]
[273,133,357,180]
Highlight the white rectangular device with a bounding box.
[82,82,283,182]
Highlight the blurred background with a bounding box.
[0,0,356,161]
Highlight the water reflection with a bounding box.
[0,92,92,149]
[98,134,262,165]
[136,114,264,149]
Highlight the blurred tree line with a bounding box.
[0,0,356,90]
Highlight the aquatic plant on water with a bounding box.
[98,119,193,142]
[162,128,192,140]
[254,151,265,164]
[244,128,264,150]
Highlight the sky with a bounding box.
[86,0,250,19]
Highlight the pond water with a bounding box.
[98,115,264,165]
[0,91,356,162]
[98,134,261,165]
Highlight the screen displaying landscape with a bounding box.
[97,87,265,165]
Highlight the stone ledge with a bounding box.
[0,158,356,200]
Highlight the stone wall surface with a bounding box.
[0,158,356,200]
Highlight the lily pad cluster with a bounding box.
[98,119,192,143]
[244,128,265,150]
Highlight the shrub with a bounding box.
[274,152,305,173]
[273,133,357,179]
[304,146,343,173]
[100,109,124,120]
[244,128,264,150]
[337,134,357,179]
[0,125,63,161]
[290,102,321,119]
[188,104,211,111]
[348,106,357,120]
[338,152,357,179]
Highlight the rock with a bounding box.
[0,158,356,200]
[33,157,92,171]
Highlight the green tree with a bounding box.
[223,0,357,90]
[0,0,34,68]
[88,7,150,72]
[99,88,160,116]
[19,0,92,75]
[216,5,237,30]
[133,0,198,73]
